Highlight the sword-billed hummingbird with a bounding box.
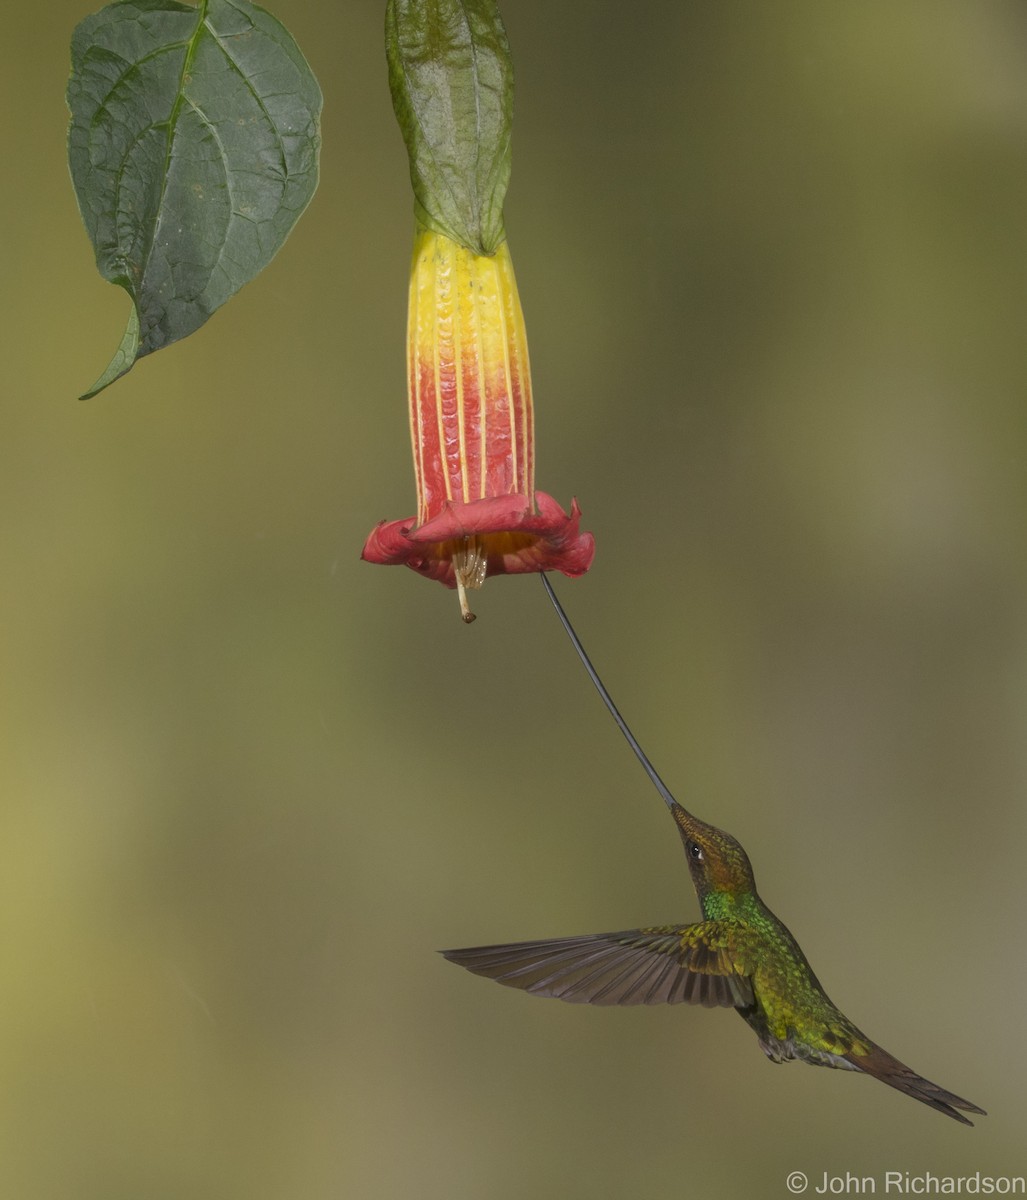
[441,576,985,1126]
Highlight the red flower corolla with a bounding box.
[362,227,594,621]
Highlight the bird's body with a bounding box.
[443,801,985,1126]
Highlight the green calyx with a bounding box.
[385,0,513,255]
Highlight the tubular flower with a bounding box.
[362,227,594,621]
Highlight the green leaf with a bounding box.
[67,0,322,398]
[386,0,513,256]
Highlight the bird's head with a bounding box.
[670,802,757,903]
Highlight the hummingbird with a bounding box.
[441,576,985,1126]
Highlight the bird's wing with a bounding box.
[441,922,754,1008]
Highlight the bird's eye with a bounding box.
[688,841,704,862]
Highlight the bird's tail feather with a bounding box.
[846,1043,985,1126]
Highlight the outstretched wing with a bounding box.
[441,922,754,1008]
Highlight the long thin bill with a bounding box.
[540,572,678,811]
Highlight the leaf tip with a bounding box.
[78,305,141,400]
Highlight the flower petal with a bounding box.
[361,491,595,588]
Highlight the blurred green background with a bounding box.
[3,2,1026,1196]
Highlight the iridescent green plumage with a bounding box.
[443,800,984,1125]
